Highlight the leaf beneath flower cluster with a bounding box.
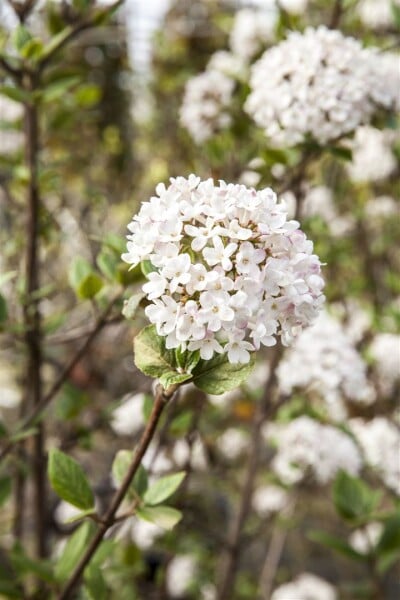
[134,325,255,394]
[191,352,255,394]
[133,325,192,389]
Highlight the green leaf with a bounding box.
[75,84,102,108]
[140,260,158,276]
[69,257,92,289]
[10,545,55,584]
[13,25,32,52]
[122,292,144,320]
[143,472,185,506]
[56,382,89,420]
[97,250,118,281]
[327,146,353,162]
[134,325,192,388]
[77,273,104,300]
[19,38,44,61]
[0,293,8,325]
[191,352,255,394]
[84,564,108,600]
[39,26,74,62]
[64,507,96,524]
[377,513,400,573]
[0,270,17,287]
[112,451,148,499]
[0,85,31,104]
[0,475,12,506]
[136,505,182,530]
[55,521,95,581]
[333,471,382,522]
[308,530,365,561]
[48,449,95,510]
[41,76,80,103]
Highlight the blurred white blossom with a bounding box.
[347,127,397,183]
[350,417,400,495]
[110,392,146,437]
[349,522,383,554]
[277,312,375,419]
[369,333,400,397]
[252,484,289,517]
[358,0,400,29]
[217,428,248,460]
[229,8,277,60]
[165,554,197,598]
[266,416,362,484]
[271,572,336,600]
[180,71,234,144]
[246,27,400,146]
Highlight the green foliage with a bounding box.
[136,505,182,530]
[376,513,400,573]
[143,472,185,506]
[0,293,8,325]
[308,530,365,561]
[133,325,193,389]
[191,352,255,395]
[56,521,95,581]
[68,258,103,299]
[48,448,95,510]
[333,471,382,522]
[134,325,255,394]
[0,475,12,507]
[121,292,145,320]
[112,450,148,500]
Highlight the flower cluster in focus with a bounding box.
[122,175,325,364]
[245,26,400,146]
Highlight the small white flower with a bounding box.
[161,254,191,293]
[203,236,238,271]
[142,272,167,300]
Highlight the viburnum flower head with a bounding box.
[122,175,325,364]
[245,26,400,146]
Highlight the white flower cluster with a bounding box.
[302,186,355,238]
[252,484,289,517]
[277,312,375,419]
[271,572,336,600]
[347,126,397,183]
[123,175,325,364]
[110,392,146,437]
[350,417,400,495]
[358,0,400,29]
[166,554,197,598]
[279,0,309,15]
[179,70,234,144]
[229,8,277,60]
[369,333,400,397]
[245,26,400,146]
[349,522,383,555]
[265,416,362,484]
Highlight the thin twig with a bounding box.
[216,346,284,600]
[0,292,122,463]
[258,499,296,599]
[329,0,343,29]
[57,383,178,600]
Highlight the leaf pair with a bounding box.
[134,325,255,394]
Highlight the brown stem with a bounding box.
[0,292,121,464]
[23,77,47,558]
[58,383,178,600]
[329,0,343,29]
[217,346,283,600]
[257,499,296,599]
